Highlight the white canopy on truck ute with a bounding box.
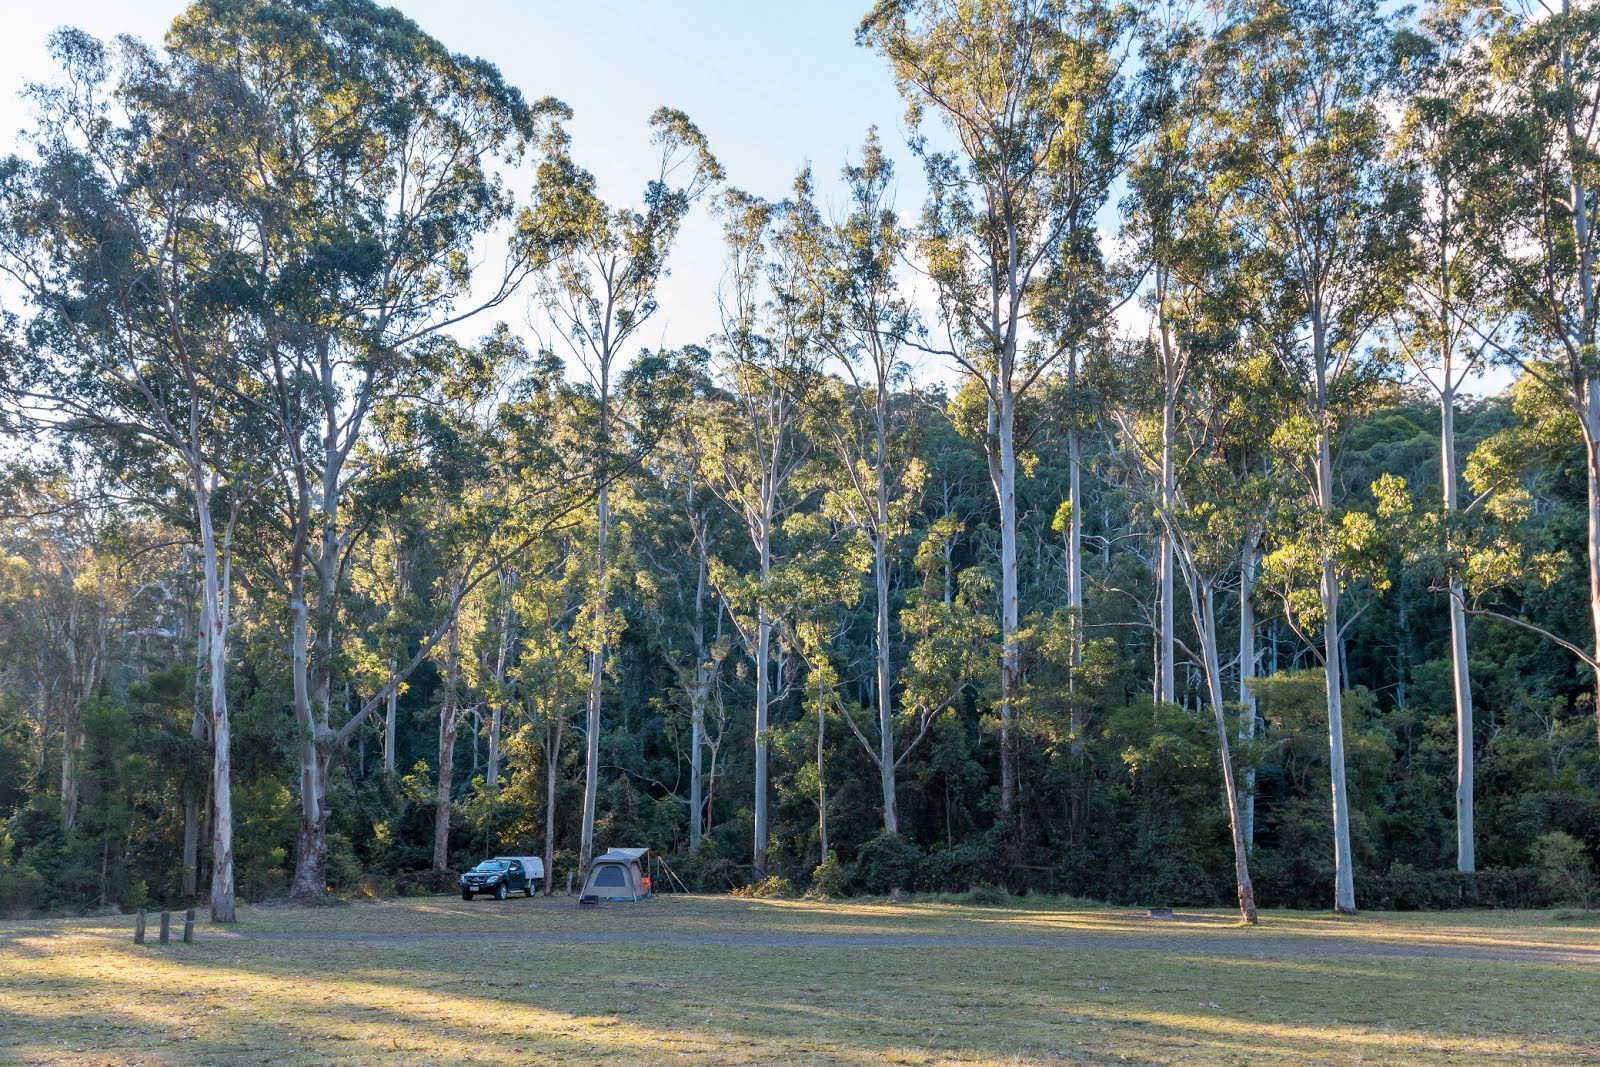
[495,856,544,882]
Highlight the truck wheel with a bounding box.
[494,883,508,901]
[461,890,473,901]
[525,885,535,898]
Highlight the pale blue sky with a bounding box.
[0,0,928,365]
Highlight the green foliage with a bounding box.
[849,831,924,895]
[0,0,1597,924]
[1532,831,1596,909]
[0,834,45,917]
[809,852,846,898]
[965,882,1011,906]
[730,875,796,899]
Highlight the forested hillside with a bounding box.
[1,0,1597,925]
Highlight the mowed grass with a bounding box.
[1,896,1596,1066]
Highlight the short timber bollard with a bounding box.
[158,911,171,945]
[183,908,195,943]
[133,909,146,945]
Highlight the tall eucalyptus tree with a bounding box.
[1391,4,1504,872]
[0,26,276,921]
[798,132,922,833]
[859,0,1139,820]
[703,187,821,877]
[525,107,721,879]
[155,0,564,900]
[1457,0,1600,768]
[1206,0,1412,913]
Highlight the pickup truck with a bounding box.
[459,856,544,900]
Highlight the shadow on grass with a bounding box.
[5,919,1597,1066]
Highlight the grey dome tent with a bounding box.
[579,847,650,903]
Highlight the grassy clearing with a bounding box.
[1,896,1596,1065]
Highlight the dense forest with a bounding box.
[0,0,1597,926]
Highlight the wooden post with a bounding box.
[183,908,195,943]
[134,909,146,945]
[158,911,171,945]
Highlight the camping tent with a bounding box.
[579,847,650,902]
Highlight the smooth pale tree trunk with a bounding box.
[1159,391,1176,706]
[59,603,82,834]
[487,582,512,792]
[1584,409,1600,767]
[816,687,829,860]
[60,721,79,831]
[383,657,398,775]
[1067,357,1083,674]
[432,614,461,871]
[1440,386,1475,872]
[748,448,781,879]
[1068,422,1081,662]
[543,712,564,894]
[993,389,1020,821]
[487,707,501,790]
[875,532,896,833]
[1192,575,1258,924]
[384,552,406,775]
[290,342,368,901]
[753,599,773,877]
[288,567,327,900]
[1239,533,1259,848]
[580,364,613,880]
[1577,58,1600,769]
[182,617,209,897]
[874,408,897,832]
[579,476,608,880]
[689,516,711,848]
[194,473,236,923]
[690,682,706,848]
[1318,406,1357,915]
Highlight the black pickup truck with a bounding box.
[458,857,542,900]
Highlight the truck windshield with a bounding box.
[471,861,507,872]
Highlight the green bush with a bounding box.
[917,837,999,892]
[1358,865,1558,910]
[0,834,44,917]
[809,852,845,898]
[392,870,460,897]
[672,840,740,893]
[1531,831,1595,908]
[849,831,922,895]
[967,882,1011,906]
[731,875,795,898]
[325,833,364,891]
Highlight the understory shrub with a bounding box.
[967,882,1011,906]
[916,836,1000,892]
[0,834,44,917]
[1532,831,1596,908]
[731,875,794,898]
[1358,865,1558,910]
[849,831,923,894]
[809,852,845,898]
[392,870,460,897]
